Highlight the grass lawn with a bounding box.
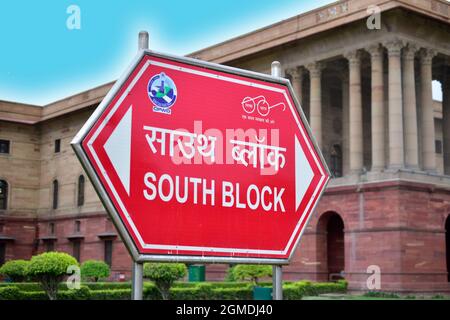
[302,294,450,300]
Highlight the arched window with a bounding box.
[52,180,59,210]
[0,180,8,210]
[77,175,85,207]
[317,211,345,281]
[330,144,343,178]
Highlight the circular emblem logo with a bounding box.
[148,72,177,109]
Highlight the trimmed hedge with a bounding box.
[0,282,43,291]
[0,285,91,300]
[0,286,21,300]
[90,289,131,300]
[80,282,131,291]
[0,281,271,291]
[363,291,400,299]
[283,280,347,300]
[0,280,348,300]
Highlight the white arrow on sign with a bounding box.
[104,105,133,195]
[295,136,314,211]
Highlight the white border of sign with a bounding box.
[71,50,330,265]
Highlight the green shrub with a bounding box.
[81,260,110,282]
[0,282,90,292]
[143,263,187,300]
[283,280,347,300]
[224,266,237,282]
[313,281,346,294]
[90,288,131,300]
[283,284,304,300]
[21,291,48,300]
[0,282,43,291]
[83,282,131,291]
[0,286,21,300]
[209,287,253,300]
[170,287,202,300]
[26,252,78,300]
[0,260,29,282]
[0,286,89,300]
[231,265,272,286]
[363,291,400,299]
[57,286,91,300]
[189,282,250,289]
[143,282,160,300]
[0,279,348,300]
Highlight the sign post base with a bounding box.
[132,261,143,300]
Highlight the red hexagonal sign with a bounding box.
[72,51,330,263]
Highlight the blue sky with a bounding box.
[0,0,442,105]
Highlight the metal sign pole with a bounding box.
[130,31,149,302]
[271,61,283,301]
[132,261,143,300]
[272,265,283,300]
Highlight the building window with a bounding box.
[0,223,4,233]
[0,243,5,265]
[54,139,61,153]
[77,175,85,206]
[0,140,10,154]
[330,144,343,178]
[72,241,81,262]
[104,240,113,267]
[75,220,81,233]
[49,222,55,235]
[436,140,443,154]
[0,180,8,210]
[46,241,54,252]
[52,180,58,209]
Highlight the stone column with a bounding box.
[402,43,420,170]
[342,71,350,176]
[344,50,363,173]
[288,67,304,106]
[385,40,405,169]
[306,62,324,148]
[419,48,437,172]
[443,62,450,175]
[367,44,385,171]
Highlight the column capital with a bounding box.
[343,50,362,65]
[402,43,419,61]
[419,48,437,65]
[286,66,304,80]
[384,39,404,57]
[305,62,324,78]
[365,43,383,58]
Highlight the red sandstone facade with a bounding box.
[288,180,450,292]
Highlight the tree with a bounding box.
[80,260,110,282]
[231,265,272,286]
[0,260,29,282]
[26,252,78,300]
[143,263,187,300]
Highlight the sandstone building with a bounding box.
[1,0,450,292]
